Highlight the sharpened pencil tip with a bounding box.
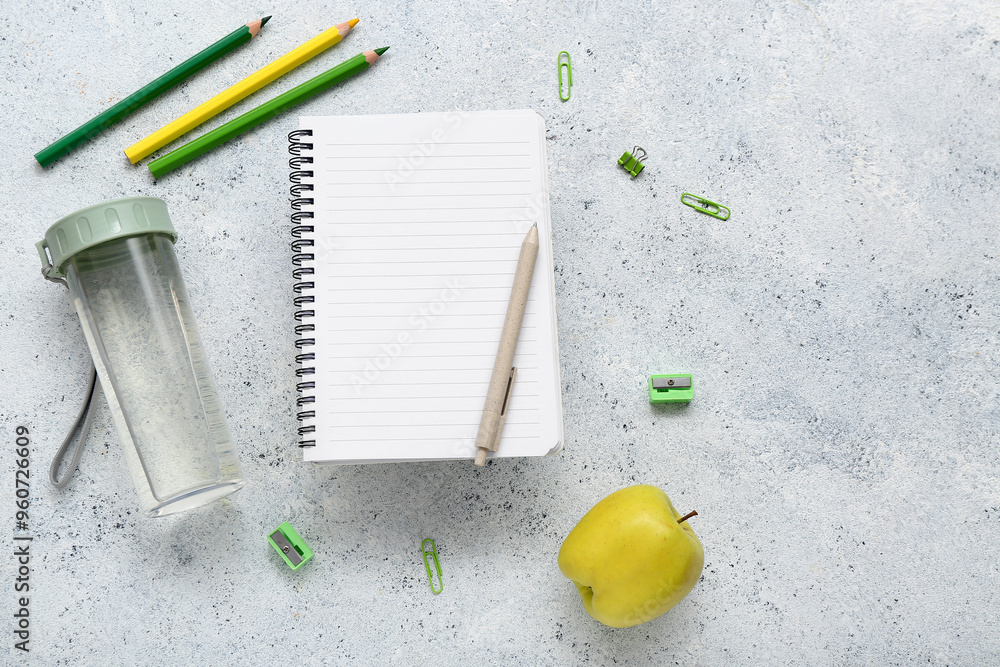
[375,46,389,56]
[348,18,359,28]
[261,15,271,27]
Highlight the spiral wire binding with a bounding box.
[289,130,317,446]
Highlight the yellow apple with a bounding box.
[558,484,704,628]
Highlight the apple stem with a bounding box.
[678,510,698,524]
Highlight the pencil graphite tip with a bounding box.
[248,16,270,37]
[349,18,359,28]
[375,46,389,56]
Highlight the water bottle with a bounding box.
[36,196,244,517]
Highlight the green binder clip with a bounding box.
[648,374,693,404]
[421,538,443,595]
[618,146,646,178]
[558,51,572,101]
[681,193,730,221]
[268,522,313,570]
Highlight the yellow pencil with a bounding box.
[125,18,359,163]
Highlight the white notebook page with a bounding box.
[302,110,563,463]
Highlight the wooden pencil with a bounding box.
[34,16,270,168]
[148,47,388,178]
[126,19,358,164]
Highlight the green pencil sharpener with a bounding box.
[648,374,693,404]
[268,522,313,570]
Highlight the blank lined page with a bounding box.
[301,110,563,463]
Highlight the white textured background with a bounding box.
[2,0,1000,664]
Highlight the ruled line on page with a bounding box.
[323,192,533,199]
[322,153,531,159]
[323,140,532,146]
[319,166,530,172]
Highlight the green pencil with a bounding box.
[148,47,389,178]
[35,16,270,168]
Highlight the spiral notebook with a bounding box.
[290,110,563,464]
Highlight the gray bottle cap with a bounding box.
[36,196,178,279]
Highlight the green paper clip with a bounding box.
[268,522,313,571]
[618,146,646,178]
[558,51,572,101]
[649,374,693,404]
[681,193,730,220]
[421,538,443,595]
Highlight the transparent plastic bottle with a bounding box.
[37,197,244,517]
